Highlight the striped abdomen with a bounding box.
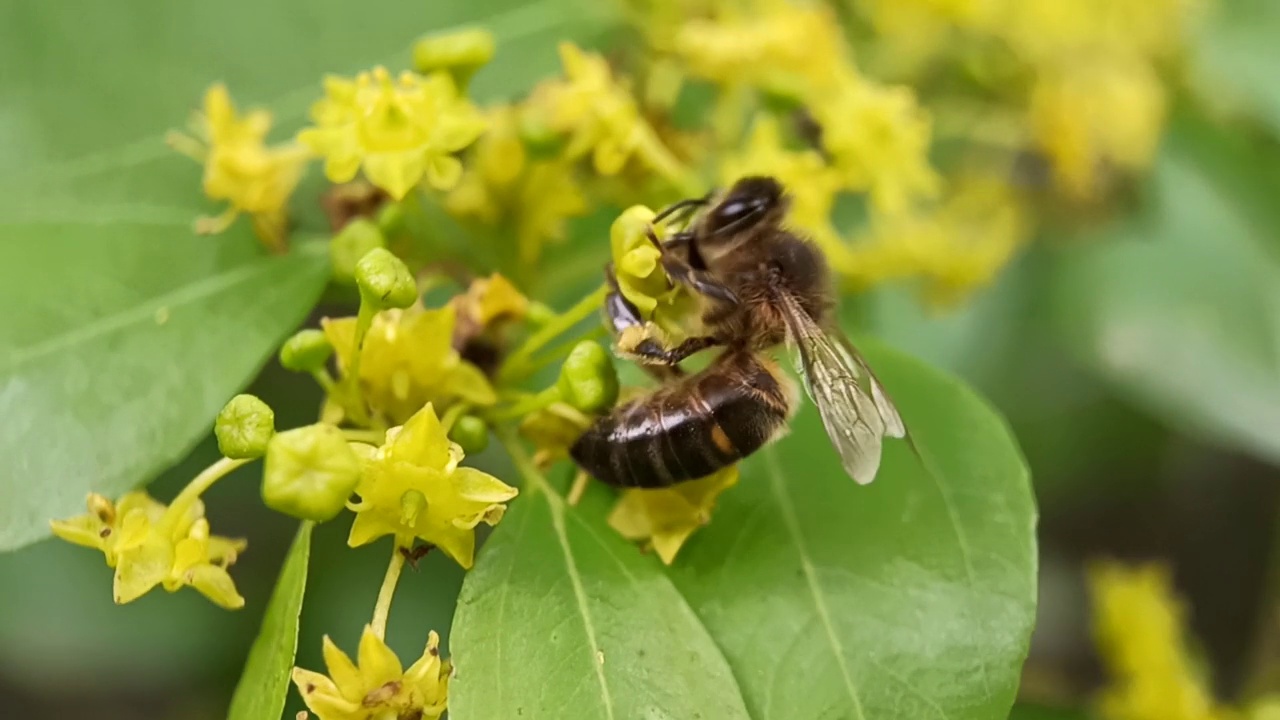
[569,351,792,488]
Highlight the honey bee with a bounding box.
[570,176,907,488]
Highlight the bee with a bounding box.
[570,175,907,488]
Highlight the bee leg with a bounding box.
[624,334,722,366]
[645,227,740,304]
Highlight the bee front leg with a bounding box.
[645,227,740,305]
[619,333,723,367]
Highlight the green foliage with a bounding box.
[227,522,313,720]
[450,340,1037,719]
[1053,117,1280,464]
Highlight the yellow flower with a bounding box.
[445,106,589,265]
[292,625,449,720]
[670,0,847,95]
[322,304,496,426]
[1089,560,1236,720]
[166,84,309,250]
[811,75,941,215]
[608,466,739,564]
[847,175,1027,306]
[610,205,701,342]
[518,401,594,469]
[299,66,487,200]
[347,404,517,568]
[50,492,247,609]
[451,273,529,330]
[535,43,644,175]
[1029,58,1166,200]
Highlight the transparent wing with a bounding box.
[777,293,906,485]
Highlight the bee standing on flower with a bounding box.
[571,175,908,488]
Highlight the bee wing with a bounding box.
[777,293,906,485]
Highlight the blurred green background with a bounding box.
[2,0,1279,718]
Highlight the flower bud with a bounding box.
[448,415,489,454]
[330,218,386,283]
[355,248,418,310]
[279,329,333,373]
[413,27,496,88]
[262,424,362,522]
[557,341,619,413]
[215,394,275,459]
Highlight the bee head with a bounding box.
[701,176,786,238]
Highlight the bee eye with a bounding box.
[708,198,760,233]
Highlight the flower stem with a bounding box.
[343,302,376,426]
[486,386,561,422]
[371,543,407,640]
[499,283,608,384]
[162,457,250,532]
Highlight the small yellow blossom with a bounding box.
[1089,560,1236,720]
[669,0,847,95]
[610,205,700,342]
[322,304,496,426]
[1029,59,1166,200]
[167,84,309,250]
[292,625,449,720]
[451,273,529,330]
[445,106,588,265]
[608,466,740,564]
[812,75,941,215]
[847,175,1027,306]
[299,66,487,200]
[50,492,246,609]
[519,401,594,468]
[347,404,517,568]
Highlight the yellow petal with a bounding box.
[348,509,395,548]
[113,535,172,604]
[446,362,498,406]
[425,523,476,569]
[363,150,427,200]
[321,634,364,702]
[651,526,699,565]
[356,624,404,689]
[49,515,108,552]
[186,564,245,610]
[424,154,464,191]
[292,666,361,719]
[451,467,519,504]
[389,403,452,469]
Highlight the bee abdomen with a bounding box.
[569,352,790,488]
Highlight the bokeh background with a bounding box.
[2,0,1278,718]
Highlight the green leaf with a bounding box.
[1196,0,1280,137]
[666,337,1037,719]
[0,239,328,552]
[0,0,608,553]
[1052,121,1280,465]
[449,457,753,719]
[227,521,314,720]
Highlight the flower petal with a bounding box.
[356,624,404,689]
[451,467,518,504]
[424,154,464,191]
[113,535,172,604]
[292,666,361,720]
[321,634,365,702]
[185,564,246,609]
[446,362,498,406]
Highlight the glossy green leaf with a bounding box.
[228,521,313,720]
[0,238,327,552]
[1052,124,1280,465]
[449,469,752,720]
[666,337,1037,720]
[0,0,607,553]
[1197,0,1280,136]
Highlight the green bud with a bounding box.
[215,394,275,459]
[262,424,362,522]
[279,329,333,373]
[557,341,619,413]
[526,301,557,325]
[412,27,496,88]
[448,415,490,454]
[330,218,386,284]
[355,247,418,310]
